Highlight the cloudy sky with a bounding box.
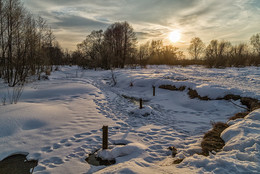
[22,0,260,51]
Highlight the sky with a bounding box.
[22,0,260,52]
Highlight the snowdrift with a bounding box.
[177,109,260,173]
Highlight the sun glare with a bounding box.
[169,30,181,43]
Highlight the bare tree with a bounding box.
[122,21,137,67]
[138,41,150,67]
[77,30,103,69]
[250,33,260,56]
[146,40,180,65]
[229,43,249,66]
[205,40,218,67]
[35,16,47,79]
[104,21,137,68]
[0,0,7,78]
[0,0,60,104]
[204,40,231,67]
[150,40,163,57]
[5,0,26,86]
[188,37,205,60]
[161,45,179,64]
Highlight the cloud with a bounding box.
[22,0,260,50]
[53,14,109,28]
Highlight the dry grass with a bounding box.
[173,158,184,164]
[229,112,249,121]
[168,146,177,157]
[201,122,229,156]
[222,94,241,101]
[159,85,186,91]
[188,88,210,100]
[240,97,260,111]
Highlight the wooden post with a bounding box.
[102,125,108,150]
[153,86,155,96]
[140,98,143,109]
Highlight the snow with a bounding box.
[176,109,260,173]
[97,143,146,161]
[0,65,259,173]
[222,110,260,153]
[129,106,155,117]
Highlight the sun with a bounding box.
[169,30,181,43]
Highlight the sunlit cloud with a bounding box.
[22,0,260,50]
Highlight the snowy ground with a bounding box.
[0,65,259,173]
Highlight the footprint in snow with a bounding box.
[147,132,158,135]
[49,157,64,165]
[41,157,64,169]
[149,145,163,150]
[151,128,160,131]
[53,143,62,149]
[82,132,92,136]
[91,130,98,133]
[65,143,72,147]
[70,137,76,141]
[41,146,53,153]
[74,134,83,138]
[143,156,161,163]
[60,138,68,144]
[34,165,46,172]
[163,136,175,141]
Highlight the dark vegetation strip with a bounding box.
[229,112,250,121]
[159,85,260,111]
[159,85,186,91]
[200,122,229,156]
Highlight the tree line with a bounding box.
[189,35,260,68]
[73,22,260,68]
[72,22,137,69]
[0,0,63,87]
[72,22,186,69]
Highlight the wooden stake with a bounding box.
[140,98,143,109]
[153,86,155,96]
[102,125,108,150]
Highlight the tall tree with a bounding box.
[104,21,137,68]
[205,40,231,67]
[229,43,248,66]
[77,30,103,69]
[0,0,59,86]
[250,33,260,55]
[150,40,163,57]
[138,41,150,67]
[0,0,7,78]
[188,37,205,60]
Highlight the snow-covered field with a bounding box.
[0,65,259,173]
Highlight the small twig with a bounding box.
[111,69,117,86]
[229,99,249,111]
